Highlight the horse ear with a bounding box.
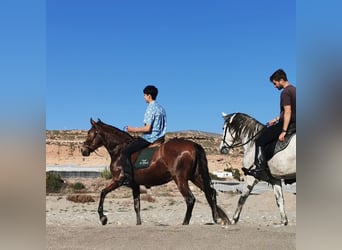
[222,112,227,118]
[90,118,96,126]
[98,118,102,123]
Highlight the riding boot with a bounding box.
[119,156,134,187]
[242,146,269,181]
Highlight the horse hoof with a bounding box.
[217,218,230,226]
[100,216,108,225]
[224,218,231,225]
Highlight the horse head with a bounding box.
[219,112,264,154]
[219,112,238,154]
[81,118,133,157]
[81,118,104,156]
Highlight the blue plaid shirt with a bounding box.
[141,101,167,143]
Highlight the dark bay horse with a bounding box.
[81,118,230,226]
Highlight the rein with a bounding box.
[221,122,264,149]
[93,149,104,157]
[83,129,106,156]
[84,124,133,155]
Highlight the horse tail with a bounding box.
[194,143,231,225]
[194,143,212,194]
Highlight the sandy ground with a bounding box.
[46,179,296,249]
[46,150,296,250]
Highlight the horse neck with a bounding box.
[99,125,133,151]
[238,118,264,148]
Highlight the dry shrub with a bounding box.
[67,194,95,203]
[72,182,86,192]
[46,172,65,193]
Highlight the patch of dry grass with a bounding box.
[66,194,95,203]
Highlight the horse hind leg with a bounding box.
[192,144,230,225]
[201,185,218,224]
[206,188,219,224]
[176,181,196,225]
[192,178,230,225]
[272,182,288,225]
[209,188,231,225]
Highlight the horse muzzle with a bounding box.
[220,146,229,155]
[81,146,91,156]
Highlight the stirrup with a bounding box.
[118,175,134,187]
[248,169,270,181]
[241,166,253,176]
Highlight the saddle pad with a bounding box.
[264,133,296,161]
[133,147,158,169]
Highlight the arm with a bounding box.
[279,105,291,141]
[268,116,280,126]
[127,124,151,133]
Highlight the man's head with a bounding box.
[143,85,158,100]
[270,69,288,82]
[270,69,288,90]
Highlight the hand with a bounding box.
[267,118,278,127]
[278,131,286,141]
[126,126,135,133]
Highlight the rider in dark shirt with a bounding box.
[243,69,296,181]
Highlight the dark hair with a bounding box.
[270,69,288,82]
[143,85,158,100]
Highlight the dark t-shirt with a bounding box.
[280,85,296,123]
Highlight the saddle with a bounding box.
[133,137,165,170]
[260,125,296,184]
[264,125,296,161]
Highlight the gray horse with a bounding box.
[219,112,296,225]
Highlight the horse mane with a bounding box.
[96,119,133,145]
[224,112,264,139]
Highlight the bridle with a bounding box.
[83,126,131,156]
[83,129,102,153]
[221,121,263,150]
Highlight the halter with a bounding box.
[221,118,263,150]
[83,129,101,152]
[84,123,133,154]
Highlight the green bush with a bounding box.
[72,182,85,190]
[224,167,241,181]
[209,172,225,181]
[101,168,112,180]
[46,172,64,193]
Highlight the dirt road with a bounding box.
[46,181,296,249]
[47,223,295,250]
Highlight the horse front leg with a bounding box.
[132,185,141,225]
[272,181,288,225]
[98,180,120,225]
[233,176,258,224]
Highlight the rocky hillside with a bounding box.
[46,130,243,171]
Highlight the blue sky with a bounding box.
[3,1,342,248]
[46,0,296,134]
